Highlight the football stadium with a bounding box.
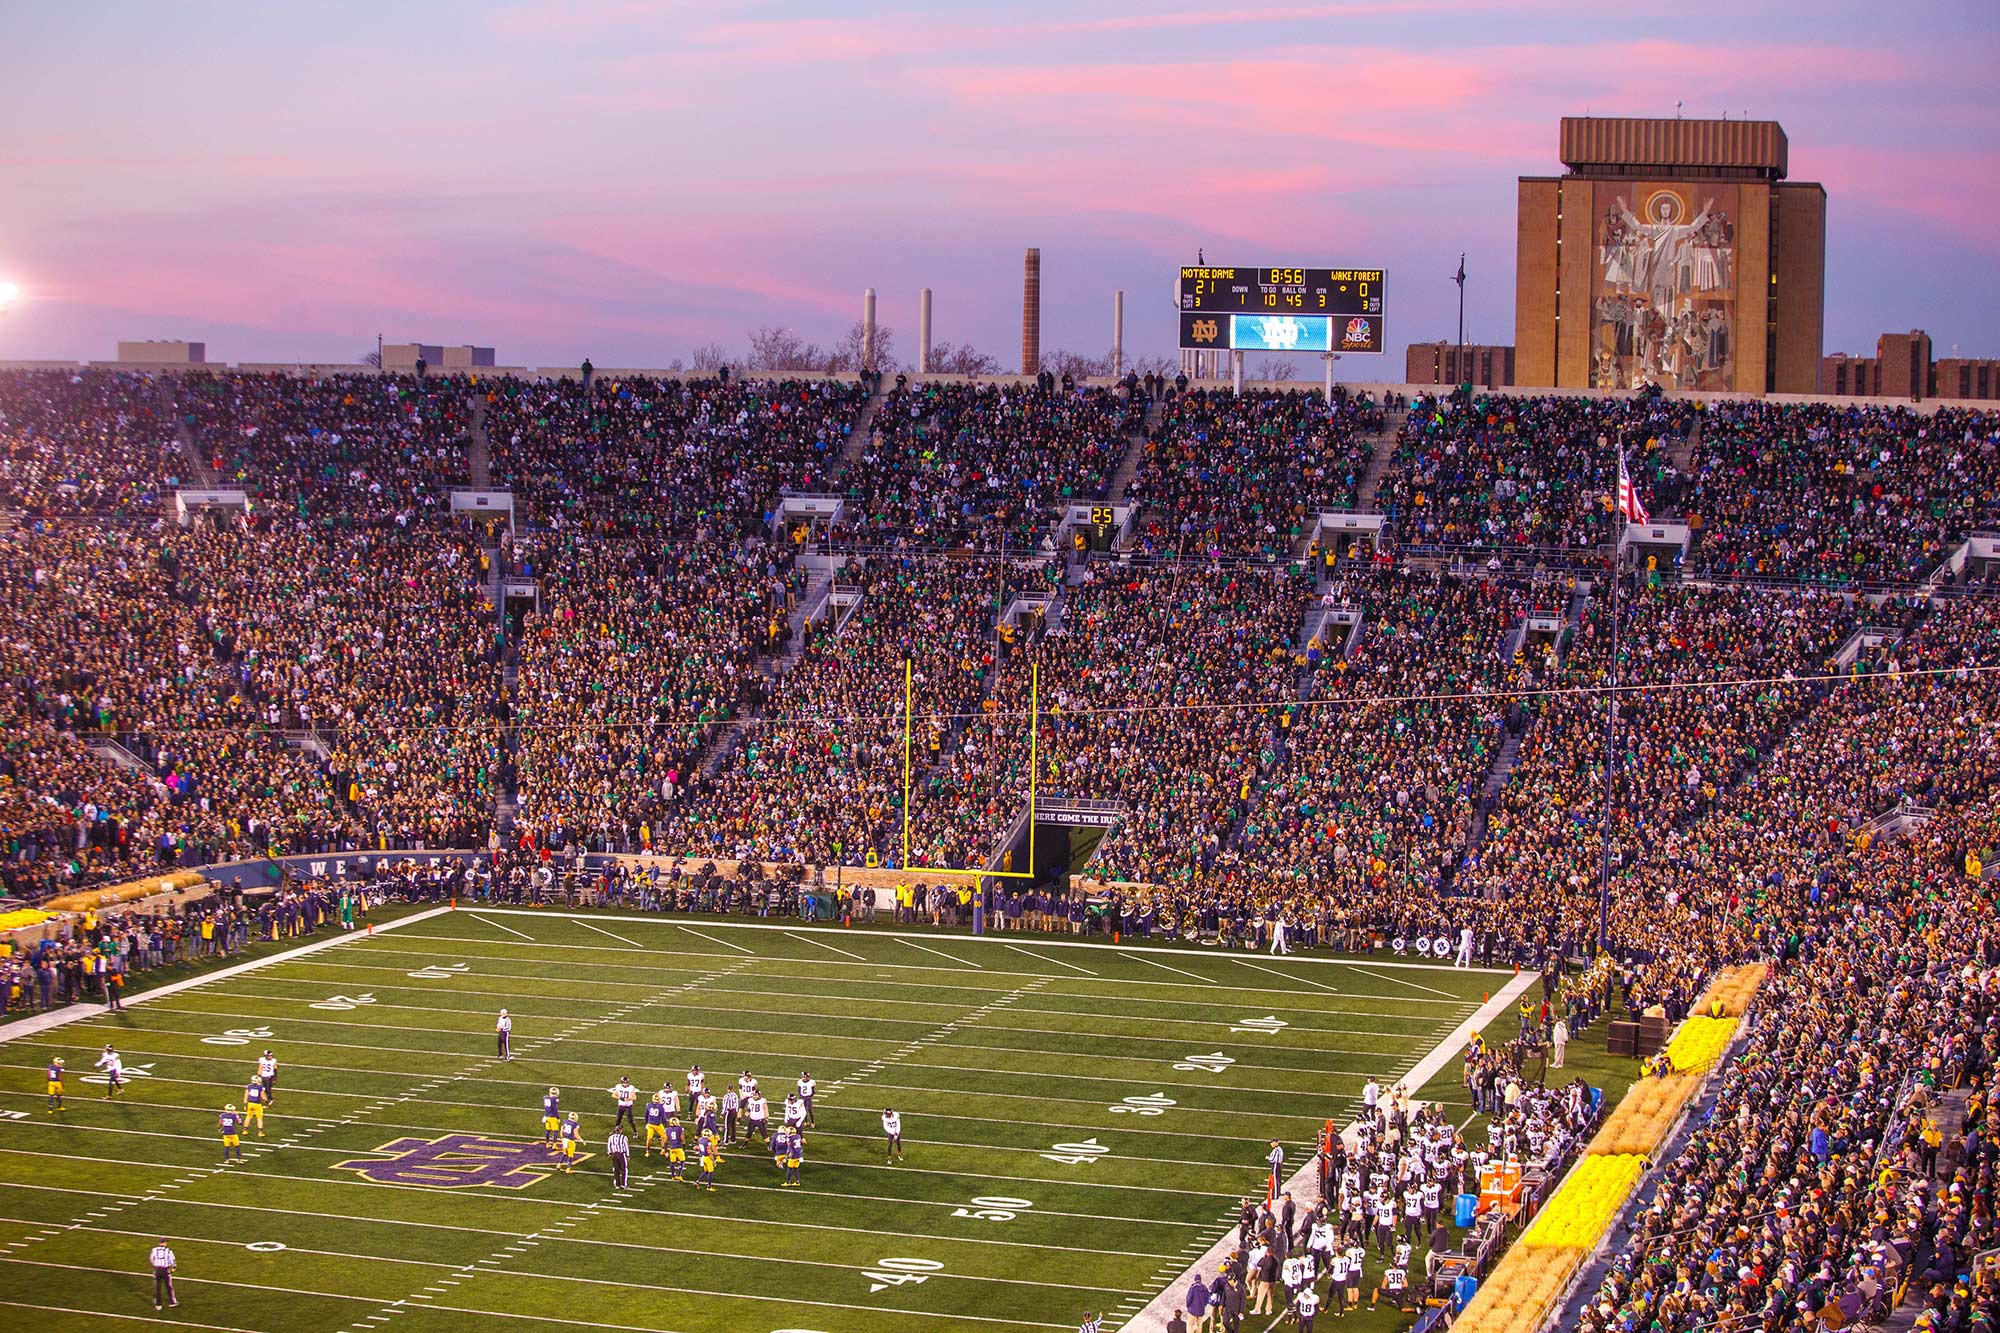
[3,6,1999,1333]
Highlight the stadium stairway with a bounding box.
[467,394,492,488]
[0,508,17,536]
[1354,408,1406,510]
[87,738,151,774]
[168,387,220,488]
[839,379,891,472]
[1106,398,1163,503]
[696,719,746,777]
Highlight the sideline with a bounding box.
[0,907,453,1046]
[448,904,1516,976]
[1113,971,1540,1332]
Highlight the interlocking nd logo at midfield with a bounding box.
[333,1134,583,1189]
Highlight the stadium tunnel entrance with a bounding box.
[988,800,1124,887]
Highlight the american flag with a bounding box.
[1617,452,1650,525]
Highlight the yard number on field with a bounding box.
[1172,1051,1236,1074]
[0,1109,28,1121]
[1042,1137,1111,1164]
[310,993,377,1010]
[864,1256,945,1294]
[203,1026,276,1046]
[406,963,470,980]
[83,1062,154,1084]
[1230,1015,1288,1035]
[1110,1093,1176,1115]
[952,1195,1035,1222]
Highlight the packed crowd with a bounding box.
[0,370,184,516]
[1126,388,1382,559]
[838,379,1138,548]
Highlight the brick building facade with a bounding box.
[1515,117,1825,395]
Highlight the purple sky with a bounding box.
[2,0,1996,374]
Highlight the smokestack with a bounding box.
[1021,248,1041,377]
[862,288,877,371]
[1112,290,1124,379]
[919,287,933,374]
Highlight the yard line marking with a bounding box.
[1345,962,1459,1000]
[0,1298,265,1333]
[786,931,866,961]
[469,913,537,942]
[573,920,643,949]
[1232,958,1346,995]
[901,938,981,968]
[1124,953,1218,985]
[1006,945,1097,975]
[676,925,753,954]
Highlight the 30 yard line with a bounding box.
[674,924,754,954]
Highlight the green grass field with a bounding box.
[0,908,1512,1333]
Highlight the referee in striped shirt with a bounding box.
[150,1238,178,1309]
[1078,1314,1101,1333]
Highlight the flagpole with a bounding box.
[1598,459,1623,953]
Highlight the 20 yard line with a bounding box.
[469,913,537,942]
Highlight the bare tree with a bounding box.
[1130,353,1178,378]
[828,320,898,374]
[927,341,1002,376]
[1042,347,1115,380]
[746,326,838,373]
[357,349,382,368]
[689,342,730,372]
[1254,357,1300,382]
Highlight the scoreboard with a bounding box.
[1178,267,1383,317]
[1176,266,1386,355]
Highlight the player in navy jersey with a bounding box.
[784,1128,804,1187]
[695,1131,718,1191]
[664,1117,687,1178]
[218,1105,243,1163]
[558,1113,582,1173]
[45,1058,64,1113]
[643,1093,668,1155]
[242,1079,267,1136]
[542,1088,562,1149]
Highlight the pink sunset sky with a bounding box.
[1,0,1995,371]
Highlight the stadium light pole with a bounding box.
[1598,470,1624,954]
[1453,254,1466,388]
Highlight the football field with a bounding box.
[0,908,1506,1332]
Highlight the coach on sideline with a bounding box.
[150,1237,178,1309]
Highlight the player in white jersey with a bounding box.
[881,1107,904,1162]
[256,1050,278,1104]
[783,1092,806,1129]
[685,1065,706,1099]
[95,1045,124,1098]
[795,1071,816,1126]
[745,1092,770,1144]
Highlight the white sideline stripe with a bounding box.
[901,938,981,968]
[469,913,537,943]
[0,907,453,1046]
[1007,944,1095,975]
[1116,970,1541,1333]
[1125,953,1217,985]
[676,924,753,954]
[786,931,866,961]
[449,906,1515,975]
[572,920,642,949]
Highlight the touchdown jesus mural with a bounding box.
[1591,182,1739,392]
